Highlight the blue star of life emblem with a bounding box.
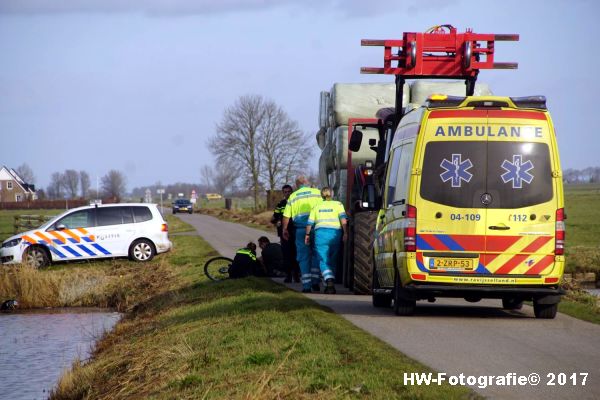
[501,155,534,189]
[440,154,473,188]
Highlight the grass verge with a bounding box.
[45,229,474,399]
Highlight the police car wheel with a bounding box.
[24,246,49,269]
[129,239,155,262]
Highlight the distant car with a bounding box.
[0,203,172,269]
[172,198,193,214]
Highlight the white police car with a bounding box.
[1,203,172,268]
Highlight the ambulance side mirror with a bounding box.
[349,129,363,152]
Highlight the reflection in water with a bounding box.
[0,309,120,400]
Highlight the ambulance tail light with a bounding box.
[161,223,168,232]
[555,208,565,255]
[404,205,417,252]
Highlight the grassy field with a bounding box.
[0,208,63,242]
[39,221,472,399]
[564,184,600,273]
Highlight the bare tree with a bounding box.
[213,164,238,196]
[15,163,35,184]
[210,95,265,209]
[47,172,64,199]
[200,165,214,191]
[62,169,79,199]
[101,170,127,200]
[80,170,91,198]
[258,101,312,190]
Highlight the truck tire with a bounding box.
[353,211,377,295]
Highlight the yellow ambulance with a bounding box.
[372,95,565,318]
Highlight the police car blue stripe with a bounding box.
[62,246,82,257]
[91,243,111,255]
[76,244,96,256]
[49,247,67,259]
[82,236,93,243]
[434,234,464,251]
[52,239,64,245]
[68,238,79,244]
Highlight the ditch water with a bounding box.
[0,309,120,400]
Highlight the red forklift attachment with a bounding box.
[361,25,519,79]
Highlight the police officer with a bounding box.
[271,184,300,283]
[282,176,322,293]
[305,187,347,294]
[228,242,264,278]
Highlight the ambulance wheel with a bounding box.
[129,239,155,262]
[393,270,415,316]
[502,298,524,310]
[24,246,50,269]
[533,301,558,319]
[372,262,392,308]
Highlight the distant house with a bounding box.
[0,166,36,202]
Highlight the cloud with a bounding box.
[0,0,456,17]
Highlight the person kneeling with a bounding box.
[229,242,266,278]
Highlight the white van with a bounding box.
[0,203,172,268]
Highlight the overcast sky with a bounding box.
[1,0,598,192]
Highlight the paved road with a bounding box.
[178,213,600,400]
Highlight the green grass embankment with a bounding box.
[49,230,474,399]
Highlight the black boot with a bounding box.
[324,279,336,294]
[311,283,321,293]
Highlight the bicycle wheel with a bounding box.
[204,256,233,281]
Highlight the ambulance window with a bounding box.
[385,147,402,206]
[393,142,415,203]
[486,142,552,208]
[97,207,124,226]
[132,206,152,223]
[420,142,486,208]
[55,209,95,229]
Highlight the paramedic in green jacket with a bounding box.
[305,187,347,294]
[282,176,322,293]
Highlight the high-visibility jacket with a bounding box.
[283,186,322,227]
[308,200,347,230]
[229,248,259,278]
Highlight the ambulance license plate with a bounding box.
[430,258,474,270]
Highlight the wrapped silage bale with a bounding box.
[319,91,330,130]
[410,81,493,105]
[315,128,326,150]
[331,126,379,169]
[330,168,348,205]
[329,83,409,126]
[318,150,330,188]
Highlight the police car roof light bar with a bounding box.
[360,25,519,79]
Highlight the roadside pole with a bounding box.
[157,188,165,214]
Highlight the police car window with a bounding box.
[55,210,94,229]
[486,142,552,208]
[122,207,134,224]
[132,206,152,222]
[97,207,124,226]
[393,142,415,203]
[385,147,402,206]
[420,142,486,208]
